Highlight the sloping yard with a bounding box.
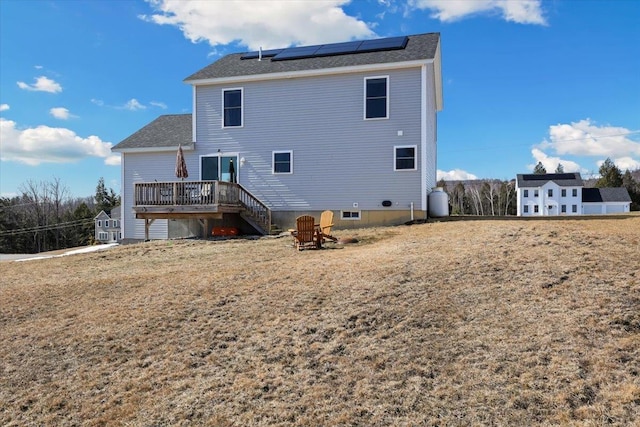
[1,217,639,426]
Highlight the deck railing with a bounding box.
[133,180,271,233]
[134,181,239,206]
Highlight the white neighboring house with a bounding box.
[94,206,122,243]
[516,173,631,216]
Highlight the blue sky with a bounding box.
[1,0,639,198]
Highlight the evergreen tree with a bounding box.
[94,177,120,213]
[596,158,623,188]
[533,162,547,174]
[555,163,564,173]
[622,169,640,211]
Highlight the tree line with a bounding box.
[439,158,640,215]
[0,178,120,254]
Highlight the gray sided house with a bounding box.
[112,33,443,240]
[94,206,121,243]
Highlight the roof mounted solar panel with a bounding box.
[271,45,322,61]
[313,41,363,57]
[240,49,284,60]
[357,36,408,53]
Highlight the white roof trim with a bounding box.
[185,59,433,86]
[112,145,194,154]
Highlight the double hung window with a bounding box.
[365,76,388,119]
[273,151,293,174]
[394,145,417,171]
[223,88,243,127]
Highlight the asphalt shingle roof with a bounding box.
[582,187,632,203]
[184,32,440,82]
[516,173,583,188]
[112,114,192,151]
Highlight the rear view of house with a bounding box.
[113,33,443,240]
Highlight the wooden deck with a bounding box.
[133,181,271,238]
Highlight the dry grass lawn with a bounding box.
[1,217,639,426]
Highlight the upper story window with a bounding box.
[534,190,539,197]
[364,76,388,119]
[105,220,110,227]
[273,151,292,174]
[97,220,102,227]
[548,189,553,197]
[523,189,529,197]
[223,88,243,128]
[572,188,578,197]
[561,189,567,197]
[394,145,417,171]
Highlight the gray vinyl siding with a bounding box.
[122,152,176,239]
[424,64,437,193]
[195,67,430,211]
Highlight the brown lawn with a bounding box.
[1,217,639,426]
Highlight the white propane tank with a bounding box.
[428,187,449,217]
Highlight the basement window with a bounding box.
[341,211,361,220]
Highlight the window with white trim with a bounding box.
[341,211,361,220]
[548,189,553,197]
[572,188,578,197]
[524,190,529,197]
[364,76,388,119]
[534,205,539,213]
[534,190,539,197]
[223,88,243,127]
[562,205,566,213]
[572,204,577,213]
[561,189,567,197]
[524,205,529,213]
[105,220,109,227]
[272,151,292,174]
[98,232,108,240]
[97,220,102,227]
[394,145,417,171]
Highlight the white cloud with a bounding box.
[606,157,640,172]
[537,119,640,158]
[91,98,105,106]
[150,101,167,109]
[437,168,478,181]
[49,107,76,120]
[16,76,62,93]
[0,104,9,112]
[410,0,546,25]
[0,118,118,166]
[528,148,583,174]
[141,0,374,50]
[122,99,146,111]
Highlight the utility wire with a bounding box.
[0,218,95,236]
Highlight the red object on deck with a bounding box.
[212,227,239,237]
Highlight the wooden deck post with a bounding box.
[144,218,155,241]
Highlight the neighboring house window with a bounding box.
[98,232,108,240]
[272,151,293,174]
[534,205,539,213]
[562,189,567,197]
[394,145,417,171]
[523,190,529,197]
[223,88,243,127]
[572,189,578,197]
[341,211,361,220]
[524,205,529,213]
[364,76,388,119]
[113,220,118,228]
[572,204,577,213]
[105,220,109,228]
[534,190,539,197]
[562,205,567,213]
[548,189,553,197]
[119,232,123,240]
[97,220,102,227]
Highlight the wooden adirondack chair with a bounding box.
[318,210,337,243]
[293,215,320,250]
